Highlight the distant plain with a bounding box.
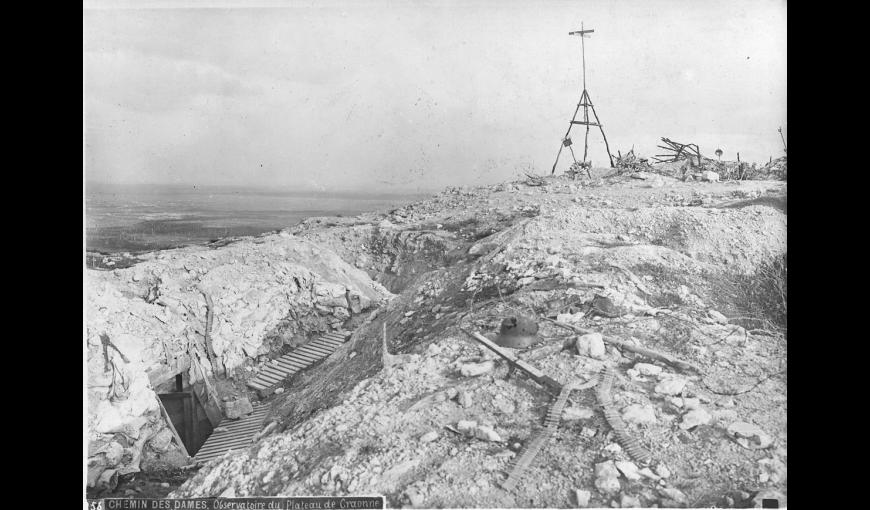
[85,183,426,253]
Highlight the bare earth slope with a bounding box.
[138,172,785,508]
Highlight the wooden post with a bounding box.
[552,102,582,174]
[588,99,615,167]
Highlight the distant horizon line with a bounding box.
[84,181,440,195]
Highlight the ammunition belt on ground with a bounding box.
[501,380,579,491]
[596,366,653,464]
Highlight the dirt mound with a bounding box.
[86,232,392,491]
[168,175,786,508]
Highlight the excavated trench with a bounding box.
[87,218,493,499]
[262,220,506,431]
[91,178,787,504]
[154,374,216,458]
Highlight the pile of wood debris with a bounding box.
[614,149,652,174]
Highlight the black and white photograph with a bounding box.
[84,1,787,508]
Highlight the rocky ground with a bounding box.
[85,230,393,497]
[148,168,787,508]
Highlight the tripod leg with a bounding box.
[583,123,590,161]
[552,101,584,175]
[589,102,615,167]
[551,143,564,175]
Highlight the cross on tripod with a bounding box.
[551,22,614,177]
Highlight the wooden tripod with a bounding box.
[551,23,614,175]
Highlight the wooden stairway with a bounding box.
[193,402,270,464]
[246,330,351,394]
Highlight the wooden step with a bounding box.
[194,403,270,464]
[245,331,347,390]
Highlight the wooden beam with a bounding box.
[461,329,563,394]
[146,357,191,388]
[156,396,191,460]
[158,392,194,401]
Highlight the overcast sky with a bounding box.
[83,0,787,192]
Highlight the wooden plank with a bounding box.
[214,422,269,435]
[194,404,270,462]
[260,364,290,376]
[156,396,190,460]
[197,442,253,455]
[269,368,297,379]
[264,360,292,371]
[279,354,309,365]
[284,354,314,366]
[296,345,331,356]
[288,351,322,363]
[321,336,346,346]
[254,374,284,386]
[277,362,308,373]
[276,354,304,365]
[198,432,259,448]
[463,330,562,393]
[260,367,288,378]
[272,360,300,372]
[309,345,337,355]
[197,451,242,462]
[257,370,288,382]
[197,447,249,458]
[313,338,341,346]
[219,417,269,431]
[158,392,193,400]
[246,380,267,390]
[201,426,263,440]
[288,349,321,360]
[253,372,284,385]
[249,380,277,391]
[255,366,286,378]
[146,357,191,388]
[302,342,334,353]
[296,346,332,357]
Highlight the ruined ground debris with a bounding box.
[88,170,786,507]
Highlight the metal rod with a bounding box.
[581,21,586,91]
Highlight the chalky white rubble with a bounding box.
[86,233,390,487]
[88,173,787,507]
